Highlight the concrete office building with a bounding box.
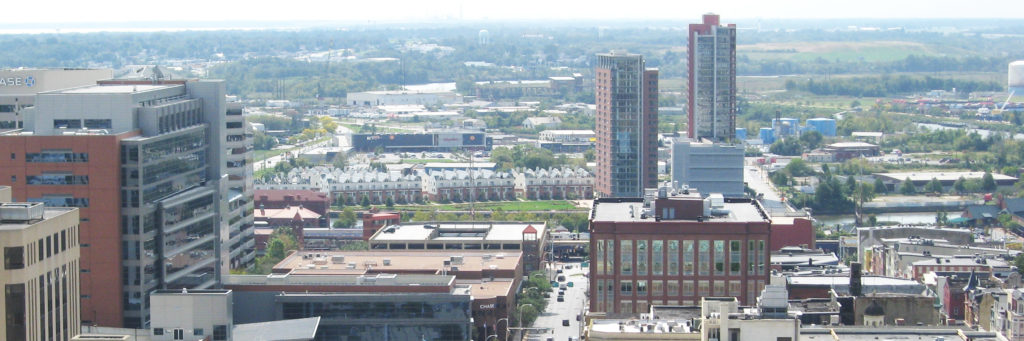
[369,222,546,272]
[0,69,113,129]
[594,51,659,197]
[0,186,81,341]
[589,191,771,316]
[670,139,744,196]
[0,79,255,328]
[149,289,233,341]
[688,14,737,142]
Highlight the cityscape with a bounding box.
[3,3,1024,341]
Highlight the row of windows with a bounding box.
[27,196,89,208]
[153,325,227,340]
[595,279,766,314]
[53,119,112,130]
[595,239,766,277]
[25,151,88,163]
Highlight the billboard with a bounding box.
[436,132,463,148]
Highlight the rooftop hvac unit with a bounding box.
[332,256,345,264]
[496,254,504,259]
[383,259,391,266]
[450,255,464,265]
[347,263,357,269]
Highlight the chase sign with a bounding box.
[0,76,34,87]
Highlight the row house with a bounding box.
[328,170,422,205]
[512,167,594,200]
[422,169,515,202]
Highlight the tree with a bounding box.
[845,176,857,194]
[783,158,814,177]
[361,194,371,208]
[925,177,944,193]
[867,215,878,226]
[267,239,285,259]
[936,212,949,226]
[334,207,357,228]
[385,197,395,208]
[983,171,997,192]
[799,130,824,150]
[873,178,887,194]
[954,176,967,194]
[1016,253,1024,275]
[769,139,803,156]
[332,152,348,169]
[900,177,916,195]
[583,149,595,162]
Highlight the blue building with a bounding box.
[759,127,775,144]
[736,127,747,140]
[805,118,837,137]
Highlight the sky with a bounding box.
[5,0,1024,25]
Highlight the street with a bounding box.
[744,158,795,214]
[526,261,588,341]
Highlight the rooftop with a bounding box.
[54,84,171,94]
[591,197,768,223]
[0,205,76,231]
[232,317,320,341]
[255,206,321,220]
[273,250,522,276]
[827,142,879,148]
[370,222,545,242]
[224,273,457,288]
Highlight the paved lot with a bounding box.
[526,261,588,341]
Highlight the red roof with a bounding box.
[523,224,537,234]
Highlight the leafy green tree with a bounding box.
[333,207,357,228]
[954,177,967,194]
[845,176,857,194]
[926,178,944,193]
[584,149,595,162]
[783,158,815,177]
[385,197,395,208]
[332,152,348,169]
[1015,254,1024,275]
[983,171,997,192]
[799,130,824,150]
[769,139,803,156]
[361,194,371,208]
[900,177,917,195]
[873,178,887,194]
[267,239,285,259]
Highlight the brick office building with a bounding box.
[254,189,330,216]
[589,191,771,316]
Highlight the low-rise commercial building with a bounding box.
[589,190,772,315]
[823,142,881,161]
[874,171,1018,193]
[368,222,545,272]
[254,190,331,216]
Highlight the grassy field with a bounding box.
[739,41,964,63]
[391,200,582,212]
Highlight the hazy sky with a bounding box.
[7,0,1024,25]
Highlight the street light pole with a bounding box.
[518,303,534,340]
[496,318,510,341]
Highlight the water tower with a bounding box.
[478,29,490,46]
[1010,61,1024,94]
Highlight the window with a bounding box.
[4,247,23,269]
[84,119,112,129]
[698,240,709,276]
[53,119,82,129]
[667,280,679,296]
[668,240,679,276]
[637,280,648,296]
[730,240,742,275]
[714,240,725,275]
[153,328,164,335]
[213,325,228,340]
[620,240,632,275]
[174,329,184,340]
[637,240,648,275]
[193,328,204,336]
[620,280,633,296]
[652,240,663,276]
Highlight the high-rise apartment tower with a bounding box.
[688,14,737,142]
[595,51,659,198]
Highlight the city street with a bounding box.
[526,261,588,341]
[744,158,795,214]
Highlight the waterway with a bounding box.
[813,211,962,227]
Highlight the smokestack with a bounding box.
[850,262,863,297]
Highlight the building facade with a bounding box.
[595,51,658,197]
[0,69,113,129]
[0,79,254,328]
[589,193,771,316]
[670,139,744,196]
[0,188,81,341]
[512,167,594,200]
[688,14,737,142]
[421,170,514,202]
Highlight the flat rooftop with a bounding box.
[370,222,544,242]
[55,84,171,94]
[465,280,514,299]
[589,319,693,334]
[0,206,76,231]
[274,250,522,275]
[787,275,923,288]
[591,198,767,223]
[801,327,1000,341]
[224,273,456,288]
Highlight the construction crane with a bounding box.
[992,90,1015,116]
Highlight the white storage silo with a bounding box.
[1009,61,1024,92]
